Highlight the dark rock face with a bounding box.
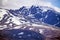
[0,29,45,40]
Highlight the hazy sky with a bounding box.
[46,0,60,8]
[0,0,60,9]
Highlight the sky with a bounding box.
[46,0,60,8]
[0,0,60,9]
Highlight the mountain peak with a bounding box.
[0,6,60,30]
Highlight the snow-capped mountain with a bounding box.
[0,6,60,29]
[0,6,60,38]
[8,6,60,27]
[0,6,60,30]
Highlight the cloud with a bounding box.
[1,0,60,12]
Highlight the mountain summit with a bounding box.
[0,6,60,30]
[8,6,60,27]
